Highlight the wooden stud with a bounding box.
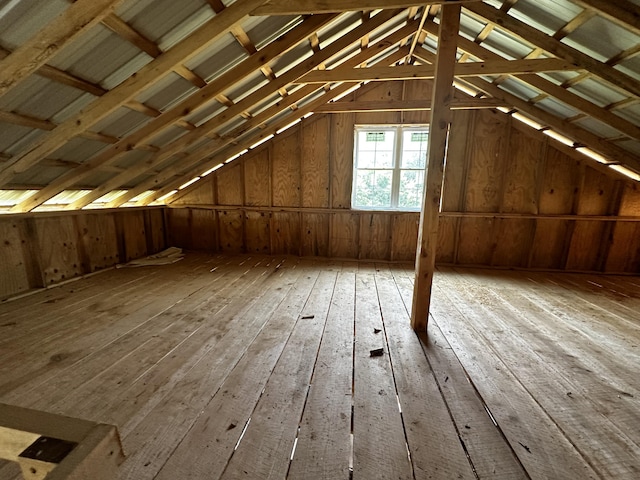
[410,4,461,333]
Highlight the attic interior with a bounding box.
[0,0,639,479]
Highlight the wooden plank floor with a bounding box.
[0,253,639,479]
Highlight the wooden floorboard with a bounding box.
[0,253,638,479]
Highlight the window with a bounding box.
[352,125,428,210]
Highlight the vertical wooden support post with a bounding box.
[411,5,461,332]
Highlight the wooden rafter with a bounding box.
[253,0,479,15]
[75,11,411,210]
[420,20,640,141]
[0,0,124,99]
[411,4,461,333]
[314,98,506,113]
[116,39,417,208]
[296,58,580,83]
[11,12,338,213]
[0,0,266,190]
[464,2,640,97]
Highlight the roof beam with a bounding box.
[314,97,506,113]
[253,0,479,15]
[296,58,579,83]
[420,20,640,141]
[0,0,266,190]
[571,0,640,36]
[10,13,337,214]
[464,2,640,97]
[0,0,124,99]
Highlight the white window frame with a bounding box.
[351,124,429,211]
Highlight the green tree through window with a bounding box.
[352,126,428,210]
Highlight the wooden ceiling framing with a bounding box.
[0,0,638,212]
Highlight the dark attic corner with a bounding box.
[0,1,639,479]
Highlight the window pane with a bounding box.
[354,169,392,208]
[401,130,428,168]
[357,130,395,168]
[398,170,424,209]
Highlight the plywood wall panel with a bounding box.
[359,213,391,260]
[167,208,191,249]
[502,128,542,214]
[217,162,243,206]
[245,211,271,254]
[604,222,640,273]
[301,213,329,257]
[463,110,509,212]
[538,147,580,215]
[355,83,403,124]
[529,219,570,269]
[565,221,605,271]
[76,213,119,272]
[145,208,166,253]
[172,178,214,205]
[576,166,616,215]
[330,113,355,209]
[331,212,359,258]
[244,148,270,207]
[401,80,432,124]
[390,213,418,262]
[456,217,495,265]
[442,111,471,211]
[272,131,300,207]
[491,218,536,267]
[617,183,640,215]
[0,220,31,298]
[218,210,244,253]
[190,209,217,252]
[35,216,83,285]
[435,216,457,264]
[272,212,300,255]
[302,116,330,208]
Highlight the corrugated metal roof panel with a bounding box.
[225,71,269,105]
[184,99,226,127]
[50,137,110,164]
[563,16,639,63]
[44,190,91,205]
[534,97,581,120]
[79,169,118,189]
[271,42,314,75]
[147,125,187,148]
[0,189,38,206]
[614,104,640,126]
[154,4,214,51]
[51,93,97,124]
[185,33,248,82]
[135,73,198,112]
[459,12,486,42]
[617,140,640,157]
[245,14,301,50]
[496,77,542,101]
[94,108,151,138]
[112,149,154,170]
[615,56,640,82]
[573,117,627,139]
[3,129,46,156]
[0,0,69,50]
[482,28,535,60]
[0,123,34,151]
[510,0,582,35]
[568,78,629,108]
[11,164,69,187]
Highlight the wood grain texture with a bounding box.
[302,116,330,208]
[272,131,301,207]
[75,213,119,272]
[120,211,148,262]
[463,110,509,212]
[217,163,243,206]
[167,208,191,249]
[218,210,244,253]
[605,222,640,272]
[271,212,300,255]
[456,217,495,265]
[576,166,617,215]
[0,220,30,298]
[190,209,216,251]
[502,128,543,214]
[491,218,536,267]
[35,216,83,285]
[302,213,330,257]
[243,148,270,206]
[358,213,390,260]
[330,113,355,209]
[435,216,457,263]
[401,79,432,124]
[330,213,359,258]
[172,179,215,206]
[618,182,640,215]
[441,111,471,212]
[390,213,419,262]
[244,211,270,254]
[354,83,403,125]
[529,219,571,269]
[565,221,606,271]
[538,147,581,215]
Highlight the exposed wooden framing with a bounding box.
[411,4,460,333]
[253,0,479,15]
[122,35,415,208]
[464,2,640,97]
[419,21,640,141]
[96,9,406,209]
[552,10,596,41]
[10,13,337,214]
[0,0,124,99]
[0,403,124,480]
[314,97,505,112]
[296,58,579,83]
[0,0,266,190]
[571,0,640,36]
